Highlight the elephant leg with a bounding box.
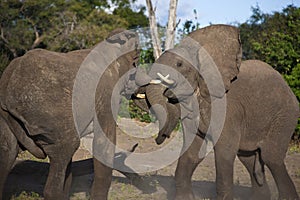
[214,135,240,200]
[214,149,236,200]
[43,139,79,200]
[91,121,116,200]
[63,160,73,197]
[43,157,71,200]
[260,125,299,200]
[265,160,299,200]
[237,155,270,200]
[91,158,113,200]
[175,135,204,200]
[0,115,19,200]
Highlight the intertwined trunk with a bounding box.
[145,84,180,144]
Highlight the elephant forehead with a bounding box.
[168,37,200,69]
[148,63,195,96]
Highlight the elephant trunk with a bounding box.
[132,87,149,112]
[145,84,180,145]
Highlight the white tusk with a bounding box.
[149,79,162,84]
[157,73,175,85]
[136,94,146,99]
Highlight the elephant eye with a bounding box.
[176,61,182,67]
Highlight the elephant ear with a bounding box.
[189,25,242,97]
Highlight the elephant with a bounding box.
[133,25,300,200]
[0,29,140,200]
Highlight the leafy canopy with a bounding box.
[0,0,148,74]
[239,5,300,137]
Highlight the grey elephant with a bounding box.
[133,25,299,200]
[0,29,139,200]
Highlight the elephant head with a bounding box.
[134,25,242,144]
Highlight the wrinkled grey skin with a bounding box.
[0,30,139,200]
[134,25,300,200]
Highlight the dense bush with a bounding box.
[239,5,300,138]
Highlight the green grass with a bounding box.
[18,151,49,162]
[288,141,300,154]
[11,191,42,200]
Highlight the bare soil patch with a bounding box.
[3,119,300,200]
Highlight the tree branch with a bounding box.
[145,0,162,60]
[24,17,43,49]
[0,25,18,57]
[31,26,43,49]
[0,25,9,44]
[165,0,178,50]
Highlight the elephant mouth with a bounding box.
[133,92,169,145]
[133,59,138,68]
[134,86,180,146]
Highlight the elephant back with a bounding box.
[0,49,90,101]
[0,48,90,126]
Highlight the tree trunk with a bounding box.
[31,26,43,49]
[145,0,162,60]
[145,0,179,59]
[165,0,178,50]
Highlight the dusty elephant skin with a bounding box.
[0,29,139,200]
[134,25,300,200]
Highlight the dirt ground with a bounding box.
[3,118,300,200]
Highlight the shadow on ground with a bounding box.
[3,159,251,200]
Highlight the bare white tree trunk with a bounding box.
[145,0,162,59]
[145,0,179,59]
[165,0,178,50]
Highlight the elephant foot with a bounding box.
[174,191,195,200]
[249,185,271,200]
[215,191,234,200]
[249,193,270,200]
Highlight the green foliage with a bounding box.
[128,100,155,123]
[11,191,42,200]
[289,140,300,154]
[240,5,300,77]
[113,4,148,29]
[284,64,300,102]
[46,9,129,52]
[0,0,148,73]
[18,150,49,162]
[139,49,155,64]
[118,98,154,123]
[181,20,200,35]
[177,9,200,36]
[239,5,300,137]
[0,49,11,76]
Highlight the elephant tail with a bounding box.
[3,110,47,159]
[238,148,265,186]
[253,149,265,186]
